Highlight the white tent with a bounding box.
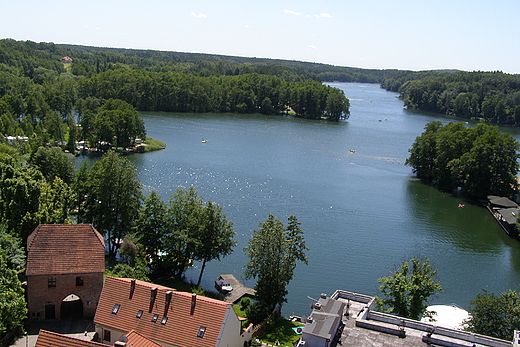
[421,304,470,330]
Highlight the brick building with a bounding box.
[26,224,105,320]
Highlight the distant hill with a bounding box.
[57,42,402,83]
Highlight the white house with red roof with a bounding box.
[94,277,253,347]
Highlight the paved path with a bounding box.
[219,274,255,304]
[10,320,96,347]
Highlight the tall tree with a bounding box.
[243,214,308,321]
[77,151,143,255]
[135,190,169,268]
[377,258,442,320]
[163,187,204,277]
[465,289,520,340]
[194,200,236,286]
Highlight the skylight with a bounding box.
[112,304,120,314]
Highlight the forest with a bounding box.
[381,70,520,126]
[0,38,358,151]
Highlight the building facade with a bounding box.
[26,224,105,320]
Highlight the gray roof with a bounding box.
[302,297,345,339]
[498,207,518,225]
[488,195,518,208]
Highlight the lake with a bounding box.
[104,82,520,316]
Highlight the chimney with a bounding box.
[190,293,197,315]
[149,287,158,313]
[164,290,173,317]
[129,279,136,300]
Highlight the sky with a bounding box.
[1,0,519,73]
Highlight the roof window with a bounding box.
[151,314,158,323]
[112,304,120,314]
[161,316,168,325]
[197,326,206,338]
[136,310,143,318]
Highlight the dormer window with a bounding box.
[151,314,158,323]
[197,326,206,338]
[161,316,168,325]
[112,304,120,314]
[136,310,143,318]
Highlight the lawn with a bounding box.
[260,318,304,347]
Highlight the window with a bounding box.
[112,304,120,314]
[151,314,158,323]
[48,277,56,288]
[103,330,111,342]
[197,326,206,338]
[76,276,84,286]
[136,310,143,318]
[161,316,168,325]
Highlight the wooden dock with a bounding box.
[219,274,255,304]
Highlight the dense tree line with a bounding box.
[0,38,351,153]
[78,69,350,120]
[382,70,520,125]
[406,121,520,199]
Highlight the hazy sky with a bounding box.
[1,0,518,73]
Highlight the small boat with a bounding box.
[215,279,232,292]
[201,139,207,143]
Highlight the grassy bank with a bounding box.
[134,137,166,153]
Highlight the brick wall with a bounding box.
[27,272,103,320]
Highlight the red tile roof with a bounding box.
[35,330,105,347]
[125,330,163,347]
[26,224,105,276]
[95,277,233,347]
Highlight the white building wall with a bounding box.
[216,306,252,347]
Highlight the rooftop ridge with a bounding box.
[36,330,106,347]
[111,277,231,307]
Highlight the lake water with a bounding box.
[102,83,520,316]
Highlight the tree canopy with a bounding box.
[0,250,27,336]
[406,121,520,199]
[382,70,520,126]
[465,290,520,341]
[377,258,442,320]
[243,214,308,322]
[76,150,143,255]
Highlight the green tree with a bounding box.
[0,228,25,272]
[30,146,75,184]
[0,250,27,336]
[135,190,169,268]
[0,154,43,240]
[465,290,520,340]
[243,214,308,322]
[163,187,204,277]
[406,122,520,199]
[194,200,236,286]
[376,258,442,320]
[77,151,143,255]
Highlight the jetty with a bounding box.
[218,274,255,304]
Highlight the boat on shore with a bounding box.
[215,279,233,293]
